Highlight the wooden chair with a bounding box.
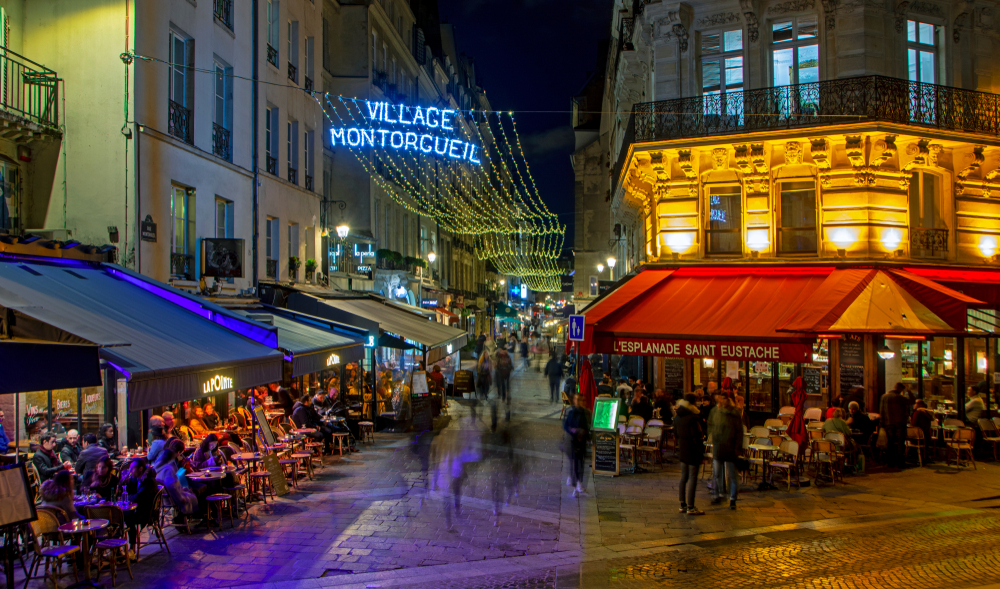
[626,416,646,430]
[646,419,665,427]
[769,440,801,490]
[358,421,375,444]
[749,426,770,439]
[23,518,79,588]
[249,472,275,503]
[636,427,663,465]
[27,462,42,505]
[137,489,171,558]
[803,408,823,423]
[810,440,841,484]
[87,505,133,586]
[206,493,235,528]
[905,426,926,467]
[979,418,1000,461]
[947,427,976,469]
[159,490,193,535]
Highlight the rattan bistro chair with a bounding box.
[906,426,926,467]
[947,427,977,469]
[769,440,801,491]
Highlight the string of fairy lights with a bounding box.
[321,95,566,292]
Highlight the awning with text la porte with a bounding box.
[580,267,829,362]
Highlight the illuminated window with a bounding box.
[907,20,938,84]
[777,180,817,254]
[909,171,942,229]
[705,185,742,255]
[700,29,743,127]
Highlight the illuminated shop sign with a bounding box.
[326,353,341,367]
[330,101,482,165]
[202,373,235,394]
[354,244,375,258]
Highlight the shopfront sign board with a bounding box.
[592,432,620,476]
[453,370,475,397]
[260,453,289,496]
[568,315,585,342]
[594,336,812,363]
[592,397,621,432]
[838,334,865,396]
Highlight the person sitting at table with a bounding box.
[188,407,211,437]
[75,433,109,488]
[154,438,199,521]
[190,434,227,470]
[652,388,674,420]
[0,409,9,455]
[270,382,295,418]
[628,388,654,423]
[846,401,874,440]
[33,434,71,483]
[39,470,83,520]
[313,390,333,413]
[291,395,332,453]
[822,408,853,439]
[98,423,119,459]
[89,457,119,501]
[911,399,934,463]
[146,416,167,463]
[966,387,986,425]
[202,402,221,431]
[826,394,846,420]
[59,429,81,465]
[121,457,158,555]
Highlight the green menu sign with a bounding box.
[592,398,620,432]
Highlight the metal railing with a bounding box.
[265,258,278,279]
[613,16,636,77]
[212,123,231,161]
[168,100,192,144]
[213,0,233,31]
[614,75,1000,193]
[304,77,313,92]
[287,62,297,84]
[266,44,278,67]
[267,155,277,175]
[372,69,388,92]
[288,165,297,185]
[911,227,949,258]
[305,174,314,191]
[170,253,194,280]
[0,47,58,129]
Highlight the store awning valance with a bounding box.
[901,267,1000,308]
[235,309,366,377]
[0,259,282,410]
[0,341,102,394]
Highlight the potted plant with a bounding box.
[305,258,317,281]
[288,256,301,281]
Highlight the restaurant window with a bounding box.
[777,180,817,254]
[705,185,742,255]
[771,15,819,116]
[700,29,744,127]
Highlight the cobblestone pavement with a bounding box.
[21,366,1000,588]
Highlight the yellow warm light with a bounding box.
[830,228,856,249]
[663,232,695,253]
[746,229,769,251]
[979,235,998,258]
[881,228,902,251]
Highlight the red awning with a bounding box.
[903,267,1000,307]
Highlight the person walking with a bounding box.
[674,394,705,515]
[708,394,743,509]
[495,348,514,403]
[476,353,493,401]
[544,353,564,403]
[880,382,909,469]
[563,393,590,497]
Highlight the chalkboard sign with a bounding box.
[411,395,433,432]
[453,370,475,397]
[663,359,685,397]
[592,431,620,476]
[840,334,864,365]
[260,453,289,496]
[839,364,865,396]
[803,367,822,396]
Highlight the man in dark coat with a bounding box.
[880,383,910,469]
[59,429,81,465]
[629,389,654,423]
[291,396,331,453]
[562,393,590,497]
[674,395,705,515]
[708,395,743,509]
[33,434,70,483]
[544,353,564,403]
[75,433,109,488]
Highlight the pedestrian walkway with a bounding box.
[32,367,1000,589]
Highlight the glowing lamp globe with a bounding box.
[335,224,350,240]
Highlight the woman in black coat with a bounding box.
[122,458,159,553]
[673,394,705,515]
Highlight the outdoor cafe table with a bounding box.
[58,518,108,581]
[748,443,780,484]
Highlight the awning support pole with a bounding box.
[958,337,967,422]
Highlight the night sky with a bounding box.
[437,0,612,247]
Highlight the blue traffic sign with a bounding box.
[568,314,586,341]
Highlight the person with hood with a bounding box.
[544,352,564,403]
[674,394,705,515]
[562,393,590,497]
[708,391,743,509]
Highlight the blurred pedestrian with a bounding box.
[708,394,742,509]
[879,383,909,469]
[563,393,590,497]
[674,394,704,515]
[544,352,564,403]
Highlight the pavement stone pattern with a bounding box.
[20,365,1000,588]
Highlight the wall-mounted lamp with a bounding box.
[703,358,715,368]
[335,224,350,240]
[427,251,437,264]
[596,263,605,274]
[877,344,895,360]
[881,228,902,252]
[607,256,616,269]
[830,228,855,253]
[746,229,769,252]
[979,235,998,260]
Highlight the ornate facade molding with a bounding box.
[956,145,985,195]
[739,0,760,43]
[810,138,832,187]
[784,141,804,165]
[767,0,816,15]
[734,143,770,195]
[841,0,886,15]
[697,12,741,28]
[712,147,730,171]
[894,1,910,34]
[909,1,944,19]
[820,0,838,30]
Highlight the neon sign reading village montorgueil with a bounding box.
[330,101,482,165]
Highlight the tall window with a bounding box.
[171,185,195,258]
[777,180,817,254]
[701,29,743,127]
[771,16,818,86]
[267,0,279,53]
[372,31,378,71]
[304,36,314,81]
[288,222,299,260]
[213,61,232,129]
[907,20,938,84]
[909,172,941,229]
[168,30,191,107]
[215,197,233,238]
[287,21,298,70]
[706,185,742,255]
[303,129,313,186]
[374,200,380,243]
[287,120,298,180]
[265,106,278,172]
[382,43,388,75]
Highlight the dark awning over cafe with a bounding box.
[0,258,283,411]
[235,308,366,377]
[0,340,102,394]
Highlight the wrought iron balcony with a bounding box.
[265,258,278,279]
[614,76,1000,192]
[287,62,297,84]
[910,227,949,259]
[288,165,297,185]
[212,123,231,161]
[168,100,192,144]
[213,0,233,31]
[304,77,314,92]
[170,253,194,280]
[372,69,388,92]
[266,44,278,67]
[0,48,58,130]
[266,155,277,175]
[305,174,314,191]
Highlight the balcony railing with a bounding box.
[265,258,278,279]
[171,253,194,280]
[213,0,233,31]
[304,76,313,92]
[266,155,277,175]
[212,123,231,161]
[911,227,949,259]
[372,69,388,92]
[287,62,297,84]
[0,48,58,130]
[305,174,314,191]
[168,100,192,144]
[616,75,1000,192]
[288,165,297,185]
[266,44,278,67]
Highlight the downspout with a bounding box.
[252,0,260,289]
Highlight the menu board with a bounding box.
[260,453,289,496]
[411,395,433,432]
[411,371,429,396]
[803,367,822,395]
[592,398,621,432]
[592,432,619,476]
[838,334,865,396]
[663,359,685,397]
[453,370,475,396]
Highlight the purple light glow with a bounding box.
[107,268,213,320]
[104,360,132,380]
[213,313,279,348]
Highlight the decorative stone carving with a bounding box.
[894,1,910,33]
[734,143,770,195]
[784,142,803,165]
[678,149,698,195]
[842,0,885,14]
[810,138,831,187]
[767,0,816,15]
[901,140,943,189]
[739,0,760,43]
[820,0,838,30]
[956,145,985,195]
[845,135,876,187]
[954,12,969,43]
[712,148,729,171]
[909,1,943,18]
[872,136,897,168]
[698,12,741,27]
[977,6,994,31]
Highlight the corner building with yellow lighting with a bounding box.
[580,0,1000,423]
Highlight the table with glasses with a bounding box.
[58,518,109,581]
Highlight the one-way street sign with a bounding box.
[568,314,586,341]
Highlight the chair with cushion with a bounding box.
[763,418,784,431]
[626,416,646,430]
[810,440,841,484]
[23,518,79,588]
[636,427,663,466]
[803,408,823,423]
[749,426,770,439]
